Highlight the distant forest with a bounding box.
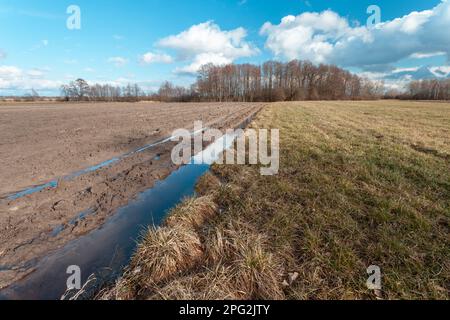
[406,79,450,100]
[17,59,447,102]
[55,60,384,103]
[166,60,384,102]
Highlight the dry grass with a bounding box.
[132,226,202,282]
[100,197,284,300]
[102,226,203,299]
[195,172,222,196]
[103,100,449,300]
[148,220,285,300]
[242,100,449,299]
[150,265,242,300]
[202,220,285,299]
[165,195,218,230]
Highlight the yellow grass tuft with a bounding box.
[150,265,241,300]
[195,172,221,196]
[203,221,285,300]
[127,226,203,293]
[165,195,218,230]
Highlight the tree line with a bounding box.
[58,60,450,103]
[407,79,450,100]
[158,60,384,102]
[61,79,147,102]
[60,60,385,103]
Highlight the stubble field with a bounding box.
[102,100,449,300]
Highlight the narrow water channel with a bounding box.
[4,128,206,201]
[0,133,239,300]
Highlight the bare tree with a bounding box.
[194,59,380,102]
[407,79,450,100]
[60,60,383,103]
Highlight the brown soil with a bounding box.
[0,101,263,289]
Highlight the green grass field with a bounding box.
[101,101,449,300]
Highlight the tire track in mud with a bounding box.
[0,104,264,290]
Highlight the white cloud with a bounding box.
[0,49,6,60]
[175,52,233,75]
[0,66,23,79]
[260,1,450,70]
[356,70,412,92]
[140,52,173,64]
[260,10,368,64]
[392,67,420,74]
[410,51,446,59]
[157,21,259,74]
[357,63,450,92]
[108,56,128,67]
[430,65,450,77]
[0,65,62,92]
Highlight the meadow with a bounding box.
[101,100,449,300]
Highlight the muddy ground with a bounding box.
[0,101,263,289]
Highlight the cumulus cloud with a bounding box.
[0,65,62,91]
[157,21,259,74]
[140,52,173,64]
[260,1,450,70]
[260,11,365,64]
[108,56,128,67]
[175,53,233,75]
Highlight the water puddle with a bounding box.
[8,181,59,201]
[4,128,206,201]
[0,131,240,300]
[50,208,96,238]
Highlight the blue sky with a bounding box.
[0,0,448,95]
